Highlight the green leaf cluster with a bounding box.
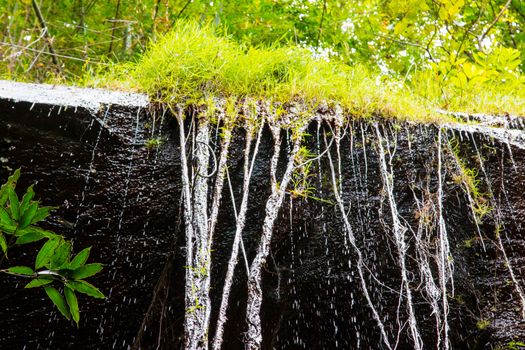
[0,169,55,256]
[0,170,105,326]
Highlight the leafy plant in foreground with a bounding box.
[0,169,105,326]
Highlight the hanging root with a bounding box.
[326,124,393,350]
[374,124,423,350]
[205,109,234,340]
[176,107,197,348]
[213,117,264,350]
[190,116,211,350]
[208,108,235,239]
[176,105,212,350]
[410,182,443,349]
[436,128,452,350]
[245,121,306,350]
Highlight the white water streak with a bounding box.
[326,126,393,350]
[188,117,211,350]
[411,185,443,349]
[436,129,452,350]
[374,124,423,350]
[205,123,232,340]
[213,120,263,350]
[245,123,305,349]
[469,135,525,320]
[176,108,198,350]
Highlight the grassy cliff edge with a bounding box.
[87,21,524,122]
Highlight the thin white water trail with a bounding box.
[436,128,452,350]
[325,127,393,350]
[176,108,194,271]
[204,113,233,337]
[208,105,236,239]
[117,107,142,234]
[315,121,335,338]
[154,107,167,160]
[287,196,298,342]
[335,121,343,195]
[225,165,250,274]
[245,121,306,350]
[316,121,323,190]
[140,107,168,239]
[495,224,525,320]
[469,135,525,320]
[505,140,518,171]
[495,223,525,321]
[111,107,142,267]
[213,119,263,350]
[336,122,353,252]
[494,199,525,319]
[74,105,110,231]
[353,122,375,237]
[207,128,230,239]
[499,220,525,319]
[374,124,423,350]
[269,123,282,187]
[85,106,110,193]
[351,122,371,237]
[360,122,369,183]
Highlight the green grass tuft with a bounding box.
[87,21,524,122]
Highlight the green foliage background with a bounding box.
[0,0,524,116]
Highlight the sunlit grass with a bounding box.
[412,69,525,117]
[86,21,524,122]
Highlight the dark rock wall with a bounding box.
[0,100,181,349]
[0,99,523,349]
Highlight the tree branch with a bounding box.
[478,0,512,51]
[30,0,59,66]
[316,0,328,46]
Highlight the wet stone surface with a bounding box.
[137,121,525,350]
[0,91,524,350]
[0,99,180,349]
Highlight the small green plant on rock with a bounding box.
[290,146,316,200]
[144,138,163,150]
[505,340,525,350]
[0,169,105,326]
[289,145,332,204]
[476,319,491,330]
[449,140,492,224]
